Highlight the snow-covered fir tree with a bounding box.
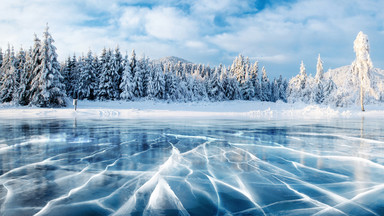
[0,45,16,103]
[288,61,311,103]
[0,48,3,68]
[150,64,165,100]
[120,55,135,101]
[29,25,66,107]
[242,69,254,100]
[260,66,271,101]
[97,48,120,100]
[16,47,33,105]
[11,48,26,104]
[77,50,97,100]
[249,61,260,99]
[208,66,225,101]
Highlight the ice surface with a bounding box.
[0,118,383,215]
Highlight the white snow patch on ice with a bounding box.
[0,100,383,120]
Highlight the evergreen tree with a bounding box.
[231,54,246,84]
[315,54,324,82]
[208,67,224,101]
[260,66,271,101]
[17,47,33,105]
[120,54,134,100]
[279,77,288,102]
[114,46,124,97]
[29,25,66,107]
[151,64,165,100]
[0,48,3,68]
[242,70,254,100]
[97,48,119,100]
[11,48,26,103]
[249,61,260,99]
[77,50,97,100]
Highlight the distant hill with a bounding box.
[153,56,193,65]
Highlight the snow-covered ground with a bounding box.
[0,100,383,119]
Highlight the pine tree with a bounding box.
[29,25,66,107]
[242,70,254,100]
[120,54,134,101]
[77,50,97,100]
[208,67,224,101]
[151,64,165,100]
[312,55,325,104]
[0,45,17,103]
[97,48,119,100]
[249,61,260,99]
[0,48,3,68]
[260,66,271,101]
[11,48,26,103]
[279,76,288,102]
[17,48,33,105]
[231,54,246,84]
[114,46,124,98]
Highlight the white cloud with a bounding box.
[1,0,384,77]
[144,7,198,41]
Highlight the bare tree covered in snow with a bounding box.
[352,31,375,111]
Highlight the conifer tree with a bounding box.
[29,25,66,107]
[77,50,97,100]
[120,54,134,100]
[260,66,271,101]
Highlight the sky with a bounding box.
[1,0,384,78]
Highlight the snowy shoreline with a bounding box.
[0,100,383,120]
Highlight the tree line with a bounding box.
[0,26,288,107]
[1,27,379,108]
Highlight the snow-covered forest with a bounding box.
[0,27,383,108]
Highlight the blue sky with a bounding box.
[1,0,384,78]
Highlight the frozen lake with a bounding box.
[0,118,383,216]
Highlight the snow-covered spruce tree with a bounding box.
[231,54,246,84]
[61,54,78,98]
[270,78,279,102]
[242,69,254,100]
[77,50,97,100]
[260,66,271,101]
[120,56,134,101]
[151,63,165,100]
[11,48,26,104]
[114,46,124,98]
[249,61,260,100]
[190,68,208,101]
[97,48,119,100]
[278,76,288,102]
[16,48,33,105]
[352,31,375,111]
[132,56,150,98]
[0,48,3,68]
[312,54,325,104]
[146,65,155,100]
[288,61,310,103]
[0,45,16,103]
[208,66,225,101]
[29,25,66,107]
[225,71,241,100]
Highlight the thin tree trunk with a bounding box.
[360,84,365,112]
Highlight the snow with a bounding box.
[0,100,383,120]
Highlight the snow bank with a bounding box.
[0,100,383,120]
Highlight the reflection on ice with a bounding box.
[0,118,383,215]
